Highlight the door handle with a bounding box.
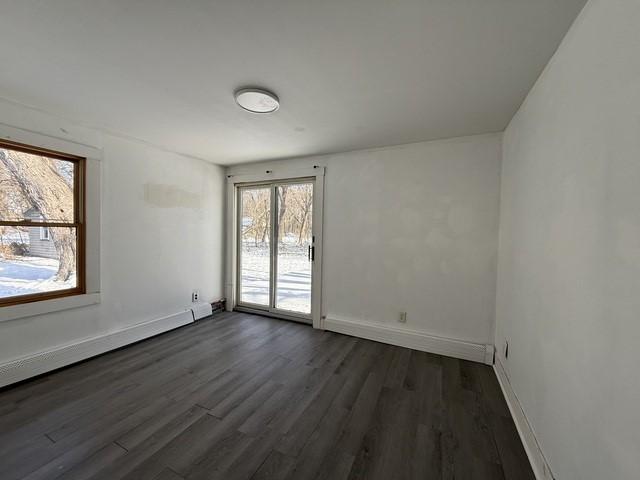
[308,245,315,261]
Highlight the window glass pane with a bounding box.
[239,187,271,306]
[0,147,75,223]
[0,226,77,299]
[275,183,313,314]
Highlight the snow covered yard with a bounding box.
[0,256,75,298]
[240,242,312,314]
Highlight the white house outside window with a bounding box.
[0,139,86,306]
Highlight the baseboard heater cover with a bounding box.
[191,302,213,320]
[0,309,193,389]
[324,316,494,365]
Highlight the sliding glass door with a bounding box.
[238,186,271,307]
[274,183,313,314]
[237,179,314,321]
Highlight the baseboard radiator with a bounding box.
[191,302,213,320]
[324,316,494,365]
[0,309,194,389]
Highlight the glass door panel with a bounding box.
[238,186,271,306]
[274,183,313,314]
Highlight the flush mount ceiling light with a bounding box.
[234,88,280,114]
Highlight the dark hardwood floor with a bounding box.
[0,312,534,480]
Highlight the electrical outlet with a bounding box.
[399,312,407,323]
[504,340,509,359]
[192,290,200,302]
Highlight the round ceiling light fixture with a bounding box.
[234,88,280,113]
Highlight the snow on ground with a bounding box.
[0,256,75,298]
[1,243,304,306]
[240,242,311,314]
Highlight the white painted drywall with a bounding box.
[495,1,640,478]
[228,133,502,345]
[0,99,225,364]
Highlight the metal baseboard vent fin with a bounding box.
[324,316,494,365]
[211,298,226,314]
[0,310,193,389]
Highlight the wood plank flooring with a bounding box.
[0,312,534,479]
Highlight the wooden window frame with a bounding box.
[0,139,86,307]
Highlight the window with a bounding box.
[40,227,50,241]
[0,139,85,306]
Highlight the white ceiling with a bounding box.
[0,0,586,165]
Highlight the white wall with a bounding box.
[0,99,225,364]
[228,133,502,346]
[495,1,640,478]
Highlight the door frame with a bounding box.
[225,167,325,329]
[235,178,314,322]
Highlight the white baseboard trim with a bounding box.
[493,359,555,480]
[0,309,193,388]
[324,316,493,365]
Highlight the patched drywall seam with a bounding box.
[144,183,201,209]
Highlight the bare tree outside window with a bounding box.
[0,141,85,306]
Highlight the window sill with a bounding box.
[0,293,101,322]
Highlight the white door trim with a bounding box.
[225,167,325,329]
